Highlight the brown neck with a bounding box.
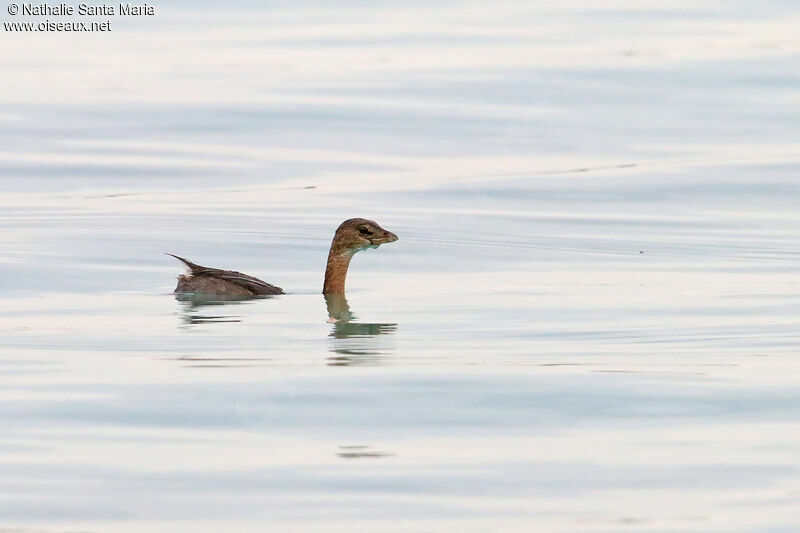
[323,250,353,295]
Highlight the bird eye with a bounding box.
[358,225,373,235]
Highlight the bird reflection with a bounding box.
[174,293,267,327]
[325,294,397,366]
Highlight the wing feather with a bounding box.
[167,253,283,295]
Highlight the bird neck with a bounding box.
[323,249,353,295]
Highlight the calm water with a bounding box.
[2,1,800,531]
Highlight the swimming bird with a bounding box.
[169,218,398,297]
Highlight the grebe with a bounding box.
[169,218,398,297]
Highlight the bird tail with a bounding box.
[165,253,203,273]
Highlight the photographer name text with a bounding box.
[16,2,154,15]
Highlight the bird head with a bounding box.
[329,218,398,256]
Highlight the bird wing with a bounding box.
[167,253,283,295]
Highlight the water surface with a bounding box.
[2,1,800,531]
